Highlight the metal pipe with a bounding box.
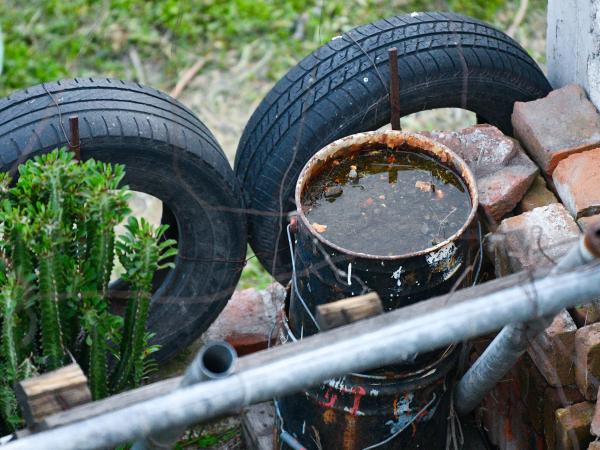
[454,221,600,415]
[5,262,600,450]
[131,341,236,450]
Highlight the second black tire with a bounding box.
[235,11,551,281]
[0,78,247,362]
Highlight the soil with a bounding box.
[302,144,472,256]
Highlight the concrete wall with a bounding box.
[547,0,600,108]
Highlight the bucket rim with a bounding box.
[294,130,479,261]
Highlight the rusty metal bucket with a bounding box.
[278,131,480,449]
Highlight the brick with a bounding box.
[203,284,284,356]
[591,387,600,436]
[421,125,538,223]
[555,401,595,450]
[579,215,600,232]
[520,175,559,212]
[528,310,577,386]
[571,304,600,328]
[519,354,549,435]
[480,357,542,450]
[554,148,600,219]
[588,442,600,450]
[575,324,600,400]
[492,203,580,273]
[512,84,600,175]
[545,386,585,450]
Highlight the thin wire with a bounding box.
[42,83,73,147]
[286,224,321,330]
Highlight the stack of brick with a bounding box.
[476,84,600,450]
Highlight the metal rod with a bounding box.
[454,221,600,415]
[388,47,401,130]
[6,259,600,450]
[131,341,237,450]
[68,115,81,161]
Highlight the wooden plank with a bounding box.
[39,376,180,430]
[316,292,383,330]
[15,364,91,428]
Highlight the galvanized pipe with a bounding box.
[5,262,600,450]
[131,342,236,450]
[455,222,600,415]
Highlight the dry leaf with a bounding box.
[312,222,328,233]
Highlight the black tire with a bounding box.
[0,78,247,362]
[235,11,551,281]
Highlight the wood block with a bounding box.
[241,402,275,450]
[555,402,595,450]
[316,292,382,330]
[544,385,585,450]
[576,323,600,400]
[528,310,577,386]
[15,364,91,428]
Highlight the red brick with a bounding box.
[421,125,537,223]
[512,84,600,175]
[520,175,559,212]
[492,203,580,273]
[555,401,595,450]
[203,284,284,356]
[575,324,600,400]
[519,355,549,435]
[554,148,600,219]
[545,386,585,450]
[528,310,577,387]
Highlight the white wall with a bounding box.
[547,0,600,108]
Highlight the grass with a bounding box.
[0,0,548,294]
[1,0,545,97]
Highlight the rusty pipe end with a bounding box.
[584,217,600,258]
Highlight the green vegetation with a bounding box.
[0,149,176,432]
[0,0,545,97]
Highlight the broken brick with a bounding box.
[545,385,585,450]
[575,324,600,400]
[420,125,537,223]
[554,148,600,219]
[492,203,580,273]
[528,310,577,387]
[555,401,595,450]
[512,84,600,175]
[520,175,559,212]
[203,284,284,356]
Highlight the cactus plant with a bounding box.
[0,149,176,431]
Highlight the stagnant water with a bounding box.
[302,145,472,256]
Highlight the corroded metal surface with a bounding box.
[290,130,480,336]
[281,131,479,449]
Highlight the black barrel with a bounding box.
[278,131,480,450]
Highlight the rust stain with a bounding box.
[342,413,358,450]
[322,409,336,425]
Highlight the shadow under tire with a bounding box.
[234,11,552,282]
[0,78,247,362]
